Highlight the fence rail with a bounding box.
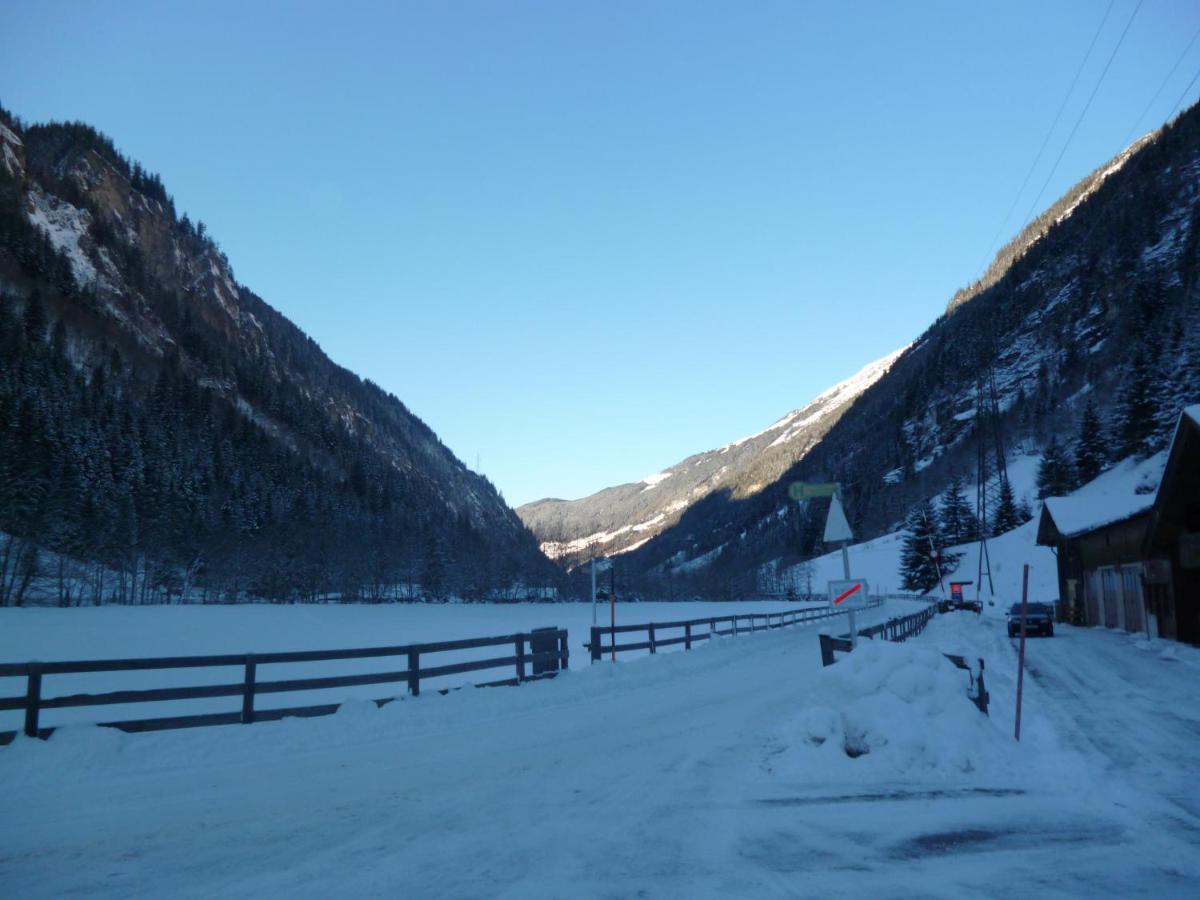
[0,627,568,744]
[817,604,937,665]
[587,599,884,662]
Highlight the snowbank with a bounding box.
[783,639,1014,778]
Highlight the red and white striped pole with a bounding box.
[1014,563,1029,741]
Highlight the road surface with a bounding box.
[1,607,1198,898]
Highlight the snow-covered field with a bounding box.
[0,599,892,733]
[2,602,1198,897]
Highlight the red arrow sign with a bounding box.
[833,582,863,605]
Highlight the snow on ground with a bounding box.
[780,639,1017,778]
[795,517,1057,607]
[2,604,1197,897]
[0,599,858,734]
[740,612,1199,897]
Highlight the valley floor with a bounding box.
[1,607,1198,898]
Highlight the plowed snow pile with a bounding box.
[784,639,1014,777]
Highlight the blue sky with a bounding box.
[5,1,1199,505]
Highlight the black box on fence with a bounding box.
[531,627,560,677]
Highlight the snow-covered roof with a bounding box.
[1041,493,1154,539]
[1144,404,1200,552]
[1038,452,1166,540]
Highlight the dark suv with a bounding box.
[1007,602,1054,638]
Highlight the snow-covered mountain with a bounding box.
[551,104,1200,596]
[518,347,906,565]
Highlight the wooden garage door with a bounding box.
[1120,565,1143,634]
[1101,568,1120,629]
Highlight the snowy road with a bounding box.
[2,609,1199,898]
[1021,625,1200,826]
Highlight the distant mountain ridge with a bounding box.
[517,347,906,566]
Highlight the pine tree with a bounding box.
[1017,496,1035,525]
[1074,398,1107,484]
[1115,350,1157,459]
[992,479,1022,535]
[22,291,46,343]
[1035,436,1075,498]
[900,498,943,593]
[938,475,978,545]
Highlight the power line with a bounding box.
[977,0,1117,274]
[1121,20,1200,147]
[1019,0,1145,232]
[1166,62,1200,121]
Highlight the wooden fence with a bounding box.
[587,600,883,662]
[0,627,568,744]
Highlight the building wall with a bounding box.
[1061,515,1151,635]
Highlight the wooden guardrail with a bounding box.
[0,627,568,744]
[817,605,989,714]
[817,604,937,665]
[587,600,883,662]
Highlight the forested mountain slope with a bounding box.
[605,105,1200,599]
[0,108,557,605]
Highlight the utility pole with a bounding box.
[921,504,946,596]
[840,537,857,649]
[609,560,616,663]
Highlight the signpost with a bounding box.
[789,481,840,501]
[791,480,867,647]
[816,488,860,647]
[828,578,869,610]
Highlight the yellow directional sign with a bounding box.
[788,481,839,501]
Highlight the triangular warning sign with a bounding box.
[823,494,854,543]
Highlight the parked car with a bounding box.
[1007,602,1055,637]
[940,596,982,614]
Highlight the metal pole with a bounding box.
[842,539,857,649]
[921,505,946,596]
[610,562,616,663]
[1015,564,1030,741]
[591,556,597,626]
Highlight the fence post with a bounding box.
[241,655,256,725]
[733,617,739,637]
[819,634,835,667]
[590,626,601,663]
[408,649,420,696]
[975,658,989,714]
[24,664,42,738]
[685,622,692,650]
[515,636,526,682]
[559,631,569,670]
[648,624,657,654]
